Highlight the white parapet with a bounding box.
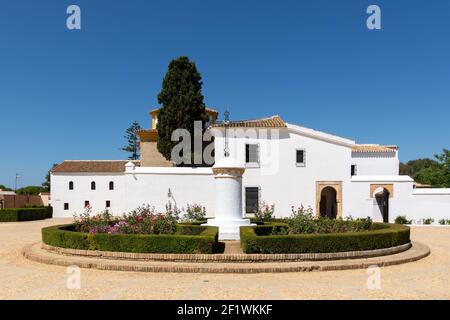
[203,157,254,240]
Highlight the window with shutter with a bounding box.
[245,144,259,164]
[296,149,306,166]
[245,187,259,213]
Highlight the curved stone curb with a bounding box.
[41,242,412,263]
[22,242,430,273]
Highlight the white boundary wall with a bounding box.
[51,166,215,218]
[410,189,450,223]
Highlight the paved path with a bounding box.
[1,218,450,299]
[223,241,243,254]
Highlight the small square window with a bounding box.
[245,144,259,164]
[84,201,90,207]
[106,200,111,208]
[296,149,306,166]
[64,203,69,210]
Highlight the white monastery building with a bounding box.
[51,108,450,224]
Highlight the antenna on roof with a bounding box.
[224,109,230,157]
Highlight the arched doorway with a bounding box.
[319,186,338,219]
[374,188,389,223]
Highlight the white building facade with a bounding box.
[51,112,450,224]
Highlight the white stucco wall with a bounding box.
[51,173,126,217]
[51,124,450,223]
[213,125,355,217]
[348,176,416,222]
[123,166,215,215]
[51,167,215,218]
[351,151,399,176]
[409,189,450,223]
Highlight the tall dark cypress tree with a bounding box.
[157,56,207,163]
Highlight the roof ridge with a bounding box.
[228,114,282,123]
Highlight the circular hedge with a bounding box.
[240,223,411,254]
[42,224,219,254]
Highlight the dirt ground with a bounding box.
[1,218,449,300]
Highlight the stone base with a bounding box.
[202,218,255,240]
[23,242,430,273]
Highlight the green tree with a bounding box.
[0,184,13,191]
[414,149,450,187]
[16,186,47,195]
[156,56,207,164]
[399,158,438,177]
[42,163,58,192]
[121,121,142,160]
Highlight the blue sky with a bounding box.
[1,0,449,187]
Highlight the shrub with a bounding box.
[439,219,450,225]
[42,224,219,254]
[0,207,52,222]
[182,203,206,222]
[395,216,412,225]
[284,205,372,234]
[422,218,435,225]
[240,223,410,254]
[73,204,178,235]
[254,202,275,222]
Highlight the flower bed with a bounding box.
[41,203,219,254]
[240,222,410,254]
[42,223,219,254]
[0,207,53,222]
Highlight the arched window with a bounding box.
[109,181,114,190]
[69,181,74,190]
[91,181,96,190]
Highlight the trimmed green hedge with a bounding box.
[42,223,219,254]
[240,223,410,254]
[0,207,53,222]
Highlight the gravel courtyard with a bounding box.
[0,218,449,300]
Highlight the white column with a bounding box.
[203,157,254,240]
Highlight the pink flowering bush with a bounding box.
[254,202,275,221]
[73,203,178,235]
[183,203,207,222]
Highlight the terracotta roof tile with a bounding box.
[51,161,140,173]
[214,115,287,128]
[352,144,398,153]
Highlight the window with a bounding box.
[245,187,260,213]
[296,149,305,166]
[84,201,90,208]
[64,203,69,210]
[351,164,357,176]
[91,181,96,190]
[109,181,114,190]
[245,144,259,164]
[69,181,74,190]
[106,200,111,208]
